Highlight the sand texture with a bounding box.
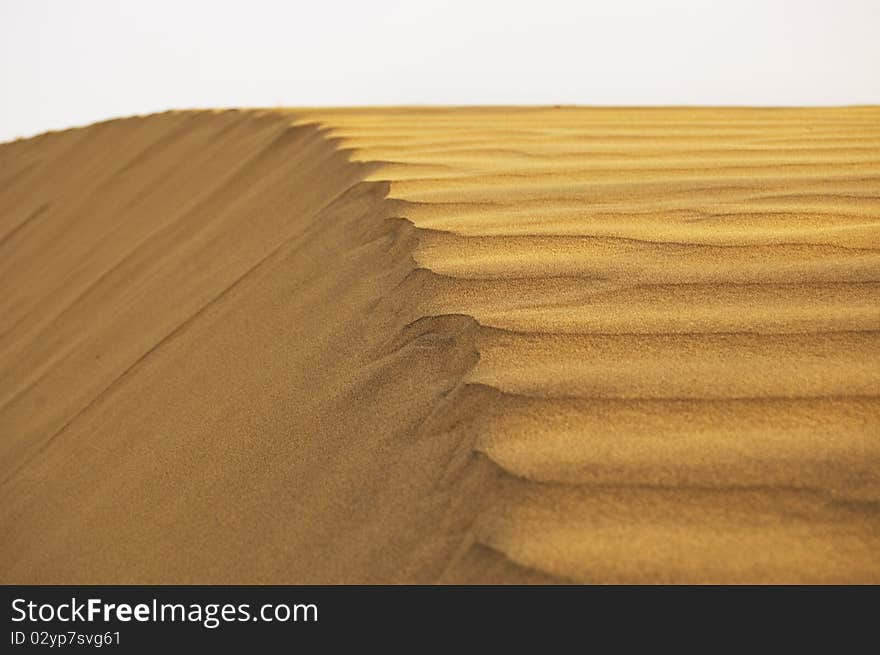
[1,107,878,583]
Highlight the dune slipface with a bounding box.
[1,107,878,583]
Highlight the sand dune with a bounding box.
[1,107,878,583]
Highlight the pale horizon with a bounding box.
[2,0,879,143]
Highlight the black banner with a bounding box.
[2,585,875,651]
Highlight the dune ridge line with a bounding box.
[2,107,879,583]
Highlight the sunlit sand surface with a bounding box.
[2,107,878,583]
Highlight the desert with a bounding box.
[1,106,878,583]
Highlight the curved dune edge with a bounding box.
[0,109,516,583]
[2,107,879,583]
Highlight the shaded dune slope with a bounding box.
[0,110,515,583]
[2,107,879,582]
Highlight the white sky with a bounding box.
[1,0,878,142]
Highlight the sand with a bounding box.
[1,107,878,583]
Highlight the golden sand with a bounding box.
[1,107,878,583]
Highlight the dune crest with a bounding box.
[2,107,879,583]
